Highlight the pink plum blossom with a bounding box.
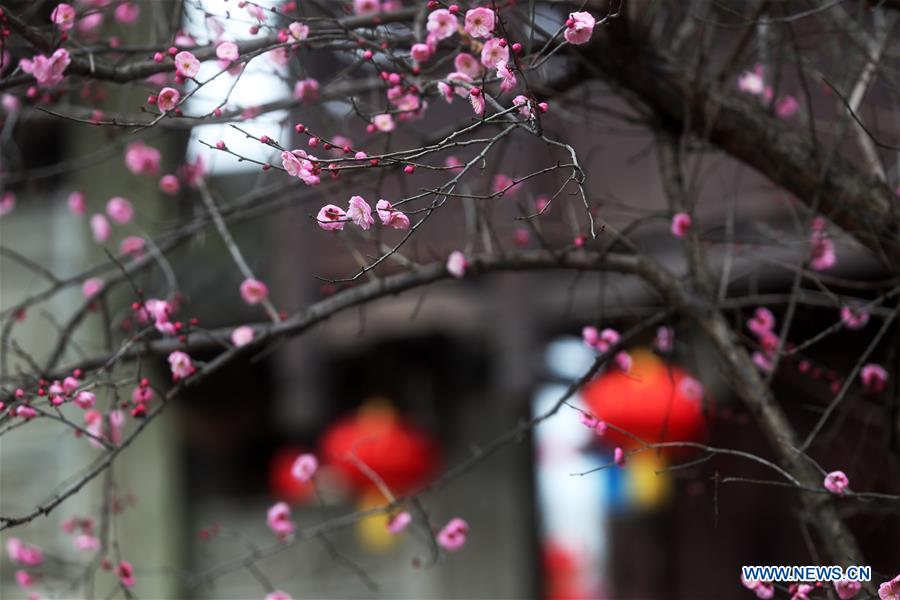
[245,3,266,21]
[289,22,309,41]
[281,150,318,185]
[738,65,765,96]
[614,351,632,372]
[613,446,626,467]
[584,327,620,353]
[480,38,509,69]
[375,200,411,229]
[267,502,295,538]
[181,155,206,187]
[168,351,195,381]
[860,363,888,393]
[90,214,111,243]
[671,212,691,237]
[655,326,674,353]
[411,43,432,63]
[108,410,125,446]
[157,87,181,112]
[20,48,70,87]
[132,386,153,405]
[51,3,76,30]
[16,406,37,420]
[492,174,518,196]
[464,8,494,38]
[790,583,813,600]
[824,470,849,494]
[752,351,774,373]
[353,0,381,15]
[834,580,861,600]
[809,222,836,271]
[438,72,473,103]
[266,592,293,600]
[82,278,104,299]
[513,95,533,118]
[496,61,516,92]
[231,326,254,347]
[15,570,32,588]
[159,175,180,195]
[77,11,103,37]
[347,196,375,230]
[564,11,596,45]
[469,89,485,114]
[747,307,776,336]
[776,95,799,119]
[579,411,598,429]
[753,582,775,599]
[437,517,469,551]
[74,391,96,409]
[373,113,395,132]
[0,192,15,216]
[840,306,869,330]
[268,47,291,67]
[317,205,347,231]
[106,197,134,224]
[427,9,459,40]
[114,2,140,23]
[680,377,704,401]
[7,539,43,566]
[387,511,412,534]
[68,191,86,215]
[125,141,161,176]
[879,573,900,600]
[216,42,239,62]
[447,251,468,278]
[290,453,318,481]
[293,78,320,102]
[175,51,200,78]
[74,534,100,552]
[117,560,136,587]
[1,93,19,113]
[63,377,79,395]
[240,279,269,305]
[582,326,600,347]
[454,53,481,78]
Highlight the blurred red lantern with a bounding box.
[268,447,316,504]
[582,349,709,452]
[319,401,440,496]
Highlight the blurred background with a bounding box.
[2,1,900,599]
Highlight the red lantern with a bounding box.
[582,349,709,452]
[319,402,440,496]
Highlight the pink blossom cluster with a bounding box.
[61,515,100,552]
[809,217,836,271]
[84,409,125,448]
[281,149,321,186]
[746,307,778,373]
[582,326,631,371]
[316,197,410,232]
[741,575,775,598]
[578,411,608,436]
[19,48,70,88]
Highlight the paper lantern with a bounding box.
[319,401,440,496]
[582,349,709,452]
